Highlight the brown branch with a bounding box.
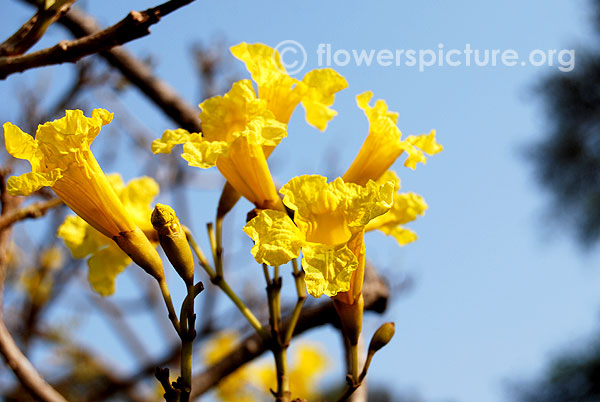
[15,0,203,133]
[0,170,67,402]
[61,7,203,132]
[0,318,68,402]
[0,0,196,80]
[190,264,390,399]
[0,198,63,233]
[0,0,77,57]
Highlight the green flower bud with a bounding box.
[151,204,195,285]
[368,322,395,353]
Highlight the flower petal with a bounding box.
[405,129,443,156]
[337,178,394,227]
[376,225,418,245]
[120,176,160,232]
[244,209,304,266]
[302,242,357,298]
[403,129,443,169]
[152,128,193,154]
[181,138,229,168]
[57,215,105,258]
[3,122,38,162]
[7,169,62,196]
[230,42,287,84]
[87,244,131,296]
[301,69,348,131]
[36,109,112,152]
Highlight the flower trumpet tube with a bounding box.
[4,109,164,281]
[342,91,442,186]
[57,175,160,296]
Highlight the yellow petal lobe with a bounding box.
[243,209,304,266]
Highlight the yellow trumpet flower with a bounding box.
[243,175,393,300]
[343,91,442,186]
[4,110,164,282]
[342,92,442,246]
[152,80,287,211]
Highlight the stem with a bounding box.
[273,345,290,402]
[179,283,196,402]
[335,343,362,402]
[217,277,266,335]
[284,259,306,345]
[215,216,224,278]
[158,278,180,335]
[187,227,267,337]
[359,351,375,383]
[351,343,359,385]
[266,267,290,402]
[263,264,272,286]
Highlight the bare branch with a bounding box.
[0,0,196,80]
[0,0,76,57]
[0,318,68,402]
[0,198,63,233]
[57,3,203,133]
[190,264,390,398]
[0,170,66,402]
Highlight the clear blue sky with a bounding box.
[1,1,599,401]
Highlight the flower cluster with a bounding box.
[2,41,441,400]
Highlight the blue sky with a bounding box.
[1,1,599,401]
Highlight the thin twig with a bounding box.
[0,171,67,402]
[0,198,63,233]
[54,2,203,132]
[0,0,77,57]
[0,0,197,80]
[0,319,68,402]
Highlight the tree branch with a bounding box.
[0,0,196,80]
[0,318,68,402]
[0,197,63,233]
[17,0,204,133]
[0,0,76,57]
[190,264,390,399]
[0,170,67,402]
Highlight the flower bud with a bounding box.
[151,204,195,285]
[368,322,395,354]
[113,226,165,281]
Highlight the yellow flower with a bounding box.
[203,332,329,402]
[4,110,163,280]
[4,109,131,236]
[152,80,286,211]
[231,42,348,130]
[202,332,262,402]
[57,175,160,296]
[244,175,393,300]
[20,247,64,305]
[364,170,428,245]
[342,91,443,186]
